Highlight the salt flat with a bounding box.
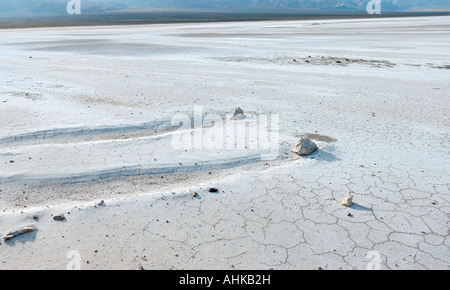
[0,16,449,270]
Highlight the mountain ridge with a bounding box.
[1,0,449,18]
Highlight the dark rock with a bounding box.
[232,107,245,120]
[53,214,66,221]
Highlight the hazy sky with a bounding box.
[1,0,449,18]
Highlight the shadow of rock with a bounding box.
[303,149,341,162]
[351,203,373,211]
[4,230,37,246]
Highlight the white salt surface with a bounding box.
[0,16,449,269]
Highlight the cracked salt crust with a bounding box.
[0,16,449,270]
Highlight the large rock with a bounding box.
[293,137,318,156]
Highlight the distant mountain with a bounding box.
[0,0,449,18]
[0,0,130,18]
[115,1,450,11]
[106,0,450,11]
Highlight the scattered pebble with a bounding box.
[208,188,219,193]
[341,194,354,207]
[231,107,245,120]
[53,214,66,221]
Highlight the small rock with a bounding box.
[341,194,354,207]
[96,200,105,207]
[293,137,318,156]
[192,192,199,198]
[208,188,219,193]
[231,107,245,120]
[4,225,37,241]
[347,213,354,218]
[53,214,66,221]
